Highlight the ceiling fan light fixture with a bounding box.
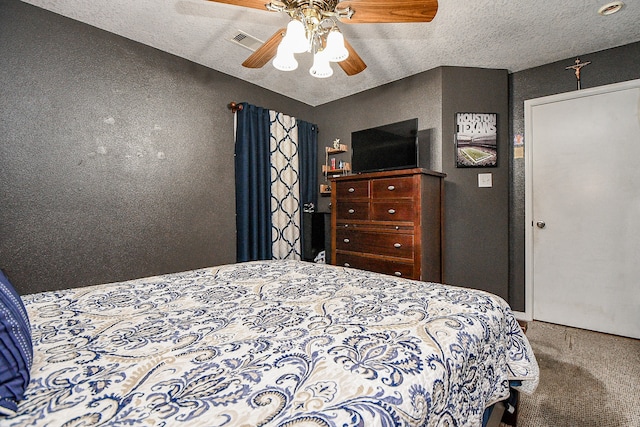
[309,49,333,78]
[217,0,438,78]
[283,19,309,53]
[325,28,349,62]
[273,43,298,71]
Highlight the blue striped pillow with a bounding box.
[0,270,33,416]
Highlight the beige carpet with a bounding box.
[516,321,640,427]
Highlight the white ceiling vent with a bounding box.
[229,31,264,52]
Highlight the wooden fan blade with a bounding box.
[337,0,438,23]
[206,0,270,12]
[338,38,367,76]
[241,28,285,68]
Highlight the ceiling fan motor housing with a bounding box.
[270,0,353,21]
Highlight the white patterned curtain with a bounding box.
[269,111,301,260]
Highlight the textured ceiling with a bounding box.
[21,0,640,106]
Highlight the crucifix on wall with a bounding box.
[565,58,591,90]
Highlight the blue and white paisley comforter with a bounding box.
[8,260,538,426]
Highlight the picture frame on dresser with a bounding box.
[455,112,498,168]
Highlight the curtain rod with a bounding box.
[228,102,243,113]
[226,102,319,133]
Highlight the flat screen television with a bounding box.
[351,118,425,173]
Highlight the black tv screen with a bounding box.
[351,118,419,173]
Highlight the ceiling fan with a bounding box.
[208,0,438,78]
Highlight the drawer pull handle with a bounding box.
[394,243,402,248]
[344,263,351,267]
[344,224,349,228]
[395,226,400,230]
[343,238,350,243]
[348,209,355,214]
[388,209,396,214]
[394,271,402,277]
[387,185,395,191]
[348,187,355,193]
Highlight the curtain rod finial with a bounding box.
[228,102,243,113]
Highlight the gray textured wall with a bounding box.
[0,0,312,294]
[440,67,509,300]
[314,67,511,300]
[313,69,444,213]
[509,41,640,310]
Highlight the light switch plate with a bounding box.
[478,173,493,188]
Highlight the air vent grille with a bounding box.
[229,31,264,52]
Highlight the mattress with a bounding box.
[6,260,538,426]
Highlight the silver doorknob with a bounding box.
[536,221,546,229]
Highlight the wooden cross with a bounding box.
[565,58,591,90]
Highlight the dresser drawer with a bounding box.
[372,176,416,199]
[371,201,415,222]
[335,180,369,199]
[336,228,414,259]
[335,252,416,279]
[336,202,369,221]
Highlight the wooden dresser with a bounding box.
[330,168,445,282]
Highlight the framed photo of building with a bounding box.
[455,113,498,167]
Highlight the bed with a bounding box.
[1,260,538,426]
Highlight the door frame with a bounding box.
[523,78,640,321]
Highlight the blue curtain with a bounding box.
[297,120,319,210]
[235,103,272,262]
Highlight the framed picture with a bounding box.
[455,113,498,167]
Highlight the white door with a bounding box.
[525,79,640,339]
